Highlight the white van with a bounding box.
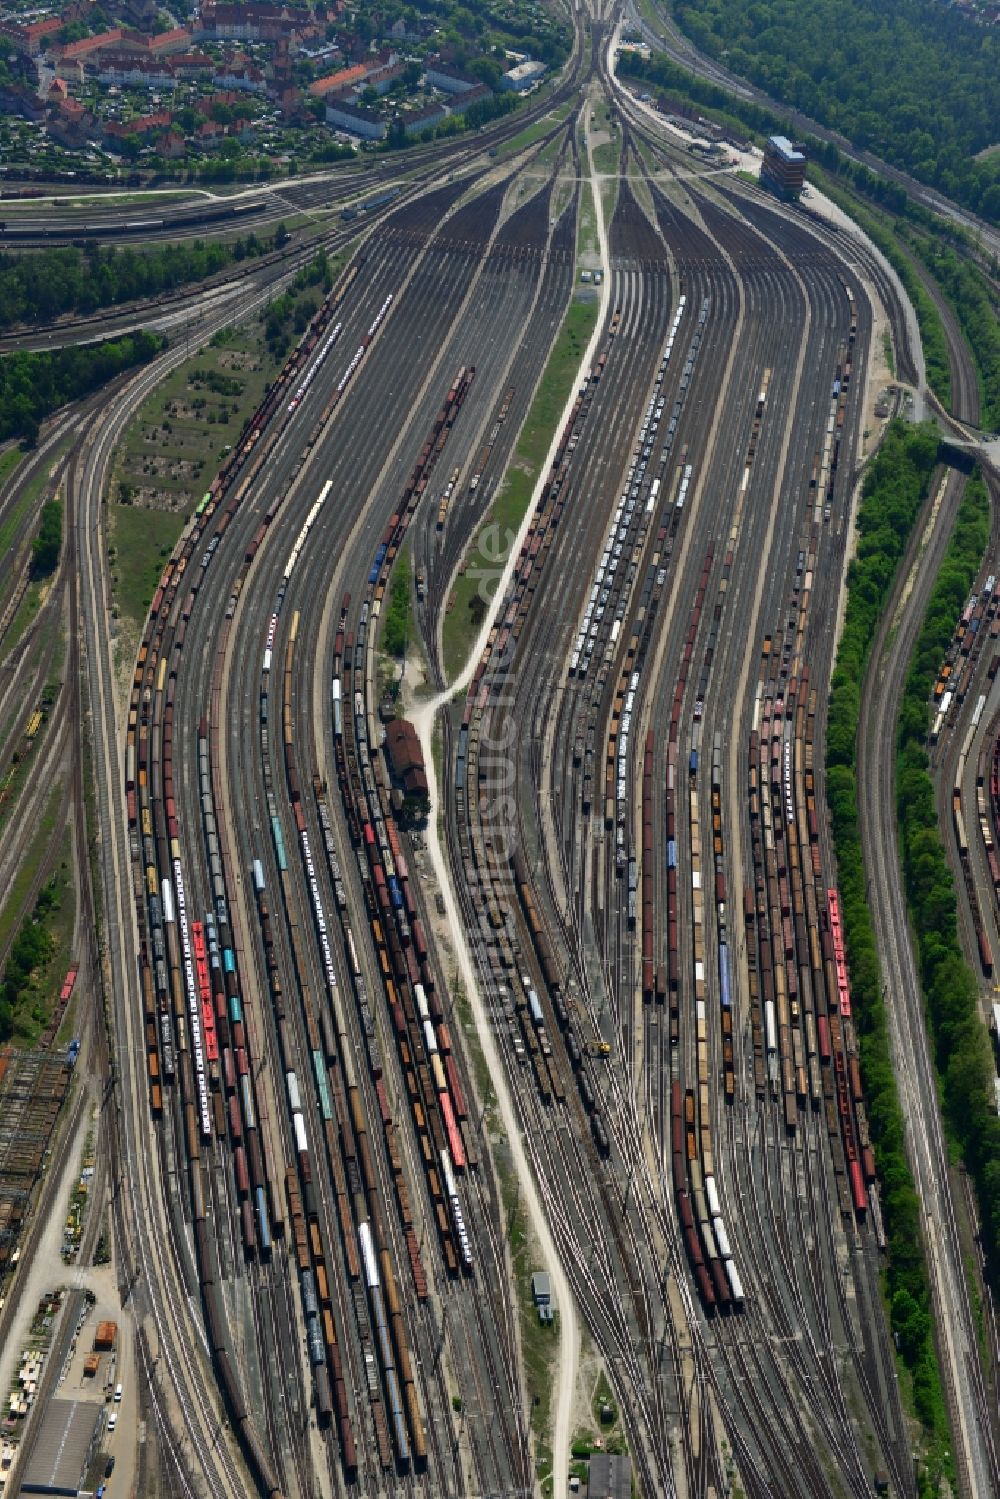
[114,1383,123,1403]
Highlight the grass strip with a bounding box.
[577,179,597,257]
[383,546,413,658]
[0,447,22,490]
[883,332,895,379]
[592,133,621,176]
[825,419,953,1490]
[109,504,190,634]
[107,250,349,641]
[499,102,573,161]
[0,441,67,562]
[442,294,600,679]
[3,578,43,658]
[495,1148,559,1461]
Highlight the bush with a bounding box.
[31,499,62,577]
[383,551,412,658]
[895,471,1000,1282]
[0,878,59,1041]
[824,420,951,1463]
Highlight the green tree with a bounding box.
[31,500,62,576]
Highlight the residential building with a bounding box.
[0,16,62,56]
[212,61,267,92]
[310,61,368,97]
[195,2,317,45]
[121,0,159,25]
[402,101,447,136]
[103,108,173,141]
[169,50,214,76]
[277,83,303,116]
[500,59,545,92]
[54,29,124,64]
[196,117,224,145]
[310,50,398,96]
[156,128,186,158]
[96,56,180,87]
[267,35,294,91]
[1,82,47,120]
[48,95,97,146]
[143,26,194,55]
[62,0,100,25]
[364,60,406,96]
[388,15,435,43]
[424,64,481,94]
[450,82,491,112]
[325,97,385,139]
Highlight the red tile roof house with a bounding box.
[309,61,368,97]
[196,117,224,145]
[384,721,429,798]
[196,2,314,43]
[145,26,192,55]
[156,128,186,158]
[48,94,97,146]
[104,26,194,56]
[52,28,123,63]
[212,60,266,92]
[95,55,173,87]
[103,108,174,141]
[0,17,62,56]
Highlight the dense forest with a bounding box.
[0,330,164,444]
[671,0,1000,221]
[0,232,280,330]
[825,422,951,1473]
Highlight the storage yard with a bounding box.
[0,8,998,1499]
[113,106,917,1495]
[0,1051,72,1278]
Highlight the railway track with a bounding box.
[16,10,986,1494]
